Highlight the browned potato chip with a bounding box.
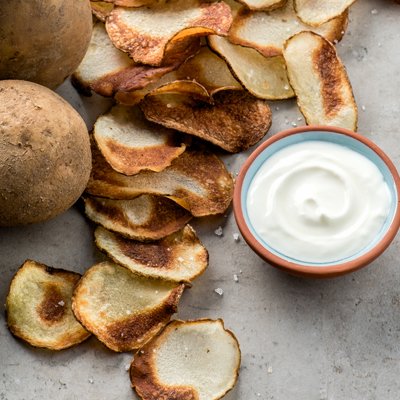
[92,0,159,6]
[82,194,192,241]
[139,90,272,152]
[228,0,348,57]
[91,1,114,22]
[93,104,189,175]
[283,31,357,130]
[72,261,186,352]
[86,142,234,217]
[95,224,208,282]
[5,260,91,350]
[106,0,232,66]
[208,35,294,100]
[72,22,201,97]
[130,319,241,400]
[237,0,287,11]
[294,0,357,26]
[115,45,242,105]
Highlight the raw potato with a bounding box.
[0,81,92,226]
[0,0,92,90]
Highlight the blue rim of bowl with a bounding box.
[233,126,400,279]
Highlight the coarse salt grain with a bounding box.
[233,274,239,282]
[215,226,223,236]
[233,233,239,241]
[215,288,223,295]
[371,9,378,14]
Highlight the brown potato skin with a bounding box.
[0,0,92,90]
[0,80,92,226]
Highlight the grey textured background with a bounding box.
[1,0,400,399]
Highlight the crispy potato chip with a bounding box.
[106,0,232,66]
[294,0,357,26]
[92,0,159,6]
[228,0,348,57]
[283,31,357,131]
[139,90,272,152]
[5,260,91,350]
[94,224,208,282]
[130,319,241,400]
[82,194,192,241]
[208,35,294,100]
[91,1,114,22]
[72,261,186,352]
[86,142,234,217]
[93,104,189,175]
[237,0,287,11]
[72,22,201,97]
[115,45,242,105]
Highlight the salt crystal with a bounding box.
[378,43,381,47]
[155,290,158,293]
[126,310,131,315]
[214,226,223,236]
[58,301,65,306]
[334,39,338,44]
[141,350,144,353]
[233,233,239,241]
[285,119,289,124]
[291,122,297,127]
[284,85,289,90]
[362,105,366,111]
[371,9,378,14]
[233,274,239,282]
[167,104,172,108]
[178,257,184,262]
[215,288,223,296]
[275,107,280,111]
[297,117,302,121]
[125,364,130,371]
[89,378,94,384]
[268,366,273,373]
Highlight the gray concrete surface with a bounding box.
[1,0,400,399]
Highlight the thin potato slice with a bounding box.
[86,143,234,217]
[5,260,91,350]
[92,0,159,6]
[82,194,192,241]
[294,0,357,26]
[93,105,188,175]
[139,90,272,153]
[237,0,287,11]
[91,1,114,22]
[95,225,208,282]
[283,31,357,130]
[208,35,294,100]
[130,319,241,400]
[106,0,232,66]
[228,0,348,57]
[72,22,200,97]
[115,45,242,105]
[72,261,186,352]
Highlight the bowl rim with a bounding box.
[233,125,400,279]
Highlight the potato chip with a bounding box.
[86,142,234,217]
[82,194,192,241]
[283,31,357,130]
[72,22,201,97]
[208,35,294,100]
[5,260,91,350]
[130,319,241,400]
[106,0,232,66]
[237,0,287,11]
[94,224,208,283]
[139,90,272,152]
[228,0,348,57]
[93,104,189,175]
[72,261,186,352]
[91,1,114,22]
[115,45,242,105]
[294,0,357,26]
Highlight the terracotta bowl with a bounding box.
[233,126,400,279]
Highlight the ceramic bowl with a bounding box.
[233,126,400,279]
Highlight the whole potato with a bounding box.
[0,80,92,226]
[0,0,92,90]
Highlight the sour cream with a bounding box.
[246,140,392,263]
